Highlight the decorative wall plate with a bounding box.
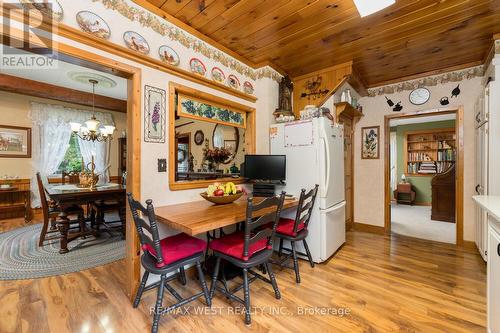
[76,11,110,39]
[243,81,254,95]
[21,0,64,22]
[190,58,206,76]
[123,31,150,55]
[211,67,225,83]
[158,45,180,66]
[194,130,204,145]
[228,75,240,90]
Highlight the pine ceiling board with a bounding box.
[275,2,494,68]
[211,0,310,44]
[188,0,242,30]
[243,0,477,60]
[139,0,500,86]
[174,0,217,23]
[145,0,167,6]
[197,0,268,36]
[160,0,193,14]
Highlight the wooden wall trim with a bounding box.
[168,82,256,191]
[2,8,257,103]
[353,222,385,235]
[383,107,465,245]
[0,73,127,113]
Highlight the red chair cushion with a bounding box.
[276,218,305,237]
[209,231,269,261]
[142,233,206,268]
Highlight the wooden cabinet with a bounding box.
[431,165,455,223]
[488,220,500,333]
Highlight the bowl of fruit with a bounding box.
[200,182,244,205]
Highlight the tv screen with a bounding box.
[244,155,286,181]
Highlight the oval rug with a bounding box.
[0,224,125,280]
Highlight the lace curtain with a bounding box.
[29,102,114,207]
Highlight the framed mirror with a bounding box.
[212,124,239,164]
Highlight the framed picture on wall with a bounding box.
[144,85,166,143]
[361,126,380,159]
[0,125,31,158]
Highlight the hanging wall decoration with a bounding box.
[123,31,150,55]
[393,102,403,112]
[76,11,111,39]
[177,95,246,128]
[361,126,379,159]
[158,45,180,66]
[451,84,461,98]
[21,0,64,22]
[385,96,395,107]
[440,97,450,105]
[144,85,166,143]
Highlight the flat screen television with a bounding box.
[244,155,286,181]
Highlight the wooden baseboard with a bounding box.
[461,240,477,250]
[353,222,386,235]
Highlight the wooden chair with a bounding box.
[127,193,210,333]
[274,185,319,283]
[208,193,285,325]
[36,173,85,247]
[89,173,126,237]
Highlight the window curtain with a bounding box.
[29,102,114,207]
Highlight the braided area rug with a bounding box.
[0,224,125,280]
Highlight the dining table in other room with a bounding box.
[45,183,126,253]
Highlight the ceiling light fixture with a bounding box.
[353,0,395,17]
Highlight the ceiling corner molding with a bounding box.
[367,65,484,97]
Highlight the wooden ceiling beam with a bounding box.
[0,73,127,113]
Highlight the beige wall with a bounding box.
[0,90,127,179]
[355,77,483,241]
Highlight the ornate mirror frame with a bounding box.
[169,82,255,190]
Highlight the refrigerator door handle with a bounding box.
[320,129,331,198]
[321,200,346,213]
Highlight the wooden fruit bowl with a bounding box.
[200,191,243,205]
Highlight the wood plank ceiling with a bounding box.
[141,0,500,87]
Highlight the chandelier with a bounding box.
[69,79,115,142]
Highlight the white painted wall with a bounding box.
[354,77,483,241]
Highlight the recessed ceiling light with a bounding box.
[353,0,395,17]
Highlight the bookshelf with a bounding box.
[404,128,456,176]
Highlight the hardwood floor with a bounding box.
[0,218,486,333]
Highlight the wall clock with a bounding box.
[409,88,430,105]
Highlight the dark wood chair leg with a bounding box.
[242,268,251,325]
[278,238,284,257]
[49,217,57,230]
[179,266,187,285]
[196,261,211,306]
[265,262,281,299]
[134,271,150,308]
[38,218,49,246]
[209,256,221,299]
[291,241,300,283]
[58,219,70,254]
[152,274,166,333]
[303,239,315,268]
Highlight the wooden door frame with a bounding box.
[1,25,143,299]
[384,107,464,245]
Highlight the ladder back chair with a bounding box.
[127,193,210,333]
[36,172,85,247]
[274,185,319,283]
[208,192,286,325]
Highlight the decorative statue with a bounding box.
[277,76,293,113]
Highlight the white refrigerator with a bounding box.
[270,118,345,263]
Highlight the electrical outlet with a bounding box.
[158,159,167,172]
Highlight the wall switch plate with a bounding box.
[158,159,167,172]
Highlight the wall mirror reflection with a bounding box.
[174,117,244,181]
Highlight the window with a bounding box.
[56,133,82,173]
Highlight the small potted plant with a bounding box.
[203,147,231,172]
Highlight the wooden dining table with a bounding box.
[154,195,299,236]
[45,183,126,253]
